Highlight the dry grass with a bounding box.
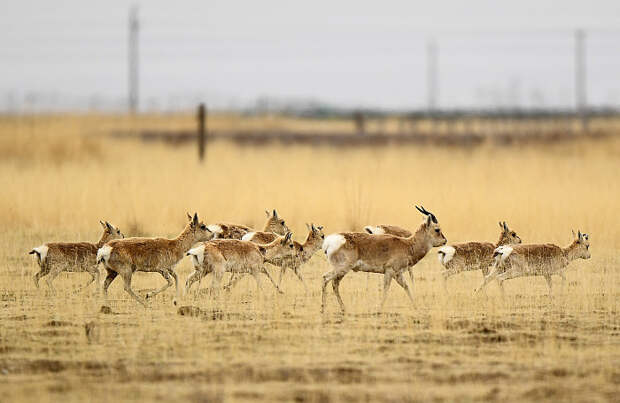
[0,115,619,402]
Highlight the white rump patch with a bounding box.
[187,244,206,267]
[207,224,223,238]
[364,226,385,235]
[96,245,112,265]
[437,245,456,265]
[322,234,346,259]
[32,245,49,264]
[241,232,255,242]
[494,245,513,263]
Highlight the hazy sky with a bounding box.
[2,0,620,111]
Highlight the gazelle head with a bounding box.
[571,230,591,259]
[100,220,124,241]
[498,221,521,245]
[259,231,295,261]
[306,223,325,241]
[186,212,213,242]
[415,205,447,247]
[264,209,289,235]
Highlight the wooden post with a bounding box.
[354,111,365,135]
[198,103,206,161]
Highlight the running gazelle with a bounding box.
[97,213,212,306]
[206,209,289,240]
[242,223,325,292]
[437,221,521,290]
[475,230,591,295]
[321,206,447,313]
[184,232,297,296]
[29,221,124,292]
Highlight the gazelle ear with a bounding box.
[105,221,113,231]
[187,212,193,221]
[572,229,576,239]
[578,230,582,240]
[503,221,508,231]
[283,232,292,243]
[498,221,503,229]
[311,223,317,231]
[100,220,107,229]
[192,213,199,227]
[273,209,278,219]
[265,210,270,218]
[306,223,311,231]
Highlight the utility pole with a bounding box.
[426,38,438,112]
[128,6,139,114]
[575,29,587,130]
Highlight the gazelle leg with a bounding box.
[559,272,567,294]
[101,269,118,305]
[293,268,309,293]
[146,270,174,299]
[277,266,287,288]
[74,270,98,294]
[408,267,415,292]
[261,267,284,294]
[33,268,48,288]
[379,271,394,311]
[45,269,61,294]
[251,270,264,294]
[184,270,202,295]
[475,268,499,293]
[332,274,346,313]
[544,274,553,296]
[120,271,147,307]
[321,268,346,313]
[394,271,414,305]
[224,272,244,292]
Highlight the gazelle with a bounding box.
[184,232,296,296]
[96,213,212,307]
[475,230,591,296]
[321,206,447,313]
[437,221,521,290]
[207,209,289,240]
[242,223,325,292]
[363,224,415,286]
[29,221,124,292]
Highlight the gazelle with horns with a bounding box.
[475,230,591,296]
[321,205,447,313]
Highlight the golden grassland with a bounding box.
[0,115,619,402]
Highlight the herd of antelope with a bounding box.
[28,206,591,312]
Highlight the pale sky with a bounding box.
[2,0,620,111]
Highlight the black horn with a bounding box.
[415,205,437,223]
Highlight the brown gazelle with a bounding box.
[29,221,124,292]
[475,230,591,296]
[321,206,447,313]
[437,221,521,290]
[97,213,212,306]
[242,223,325,292]
[207,209,289,240]
[184,232,296,295]
[363,224,415,285]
